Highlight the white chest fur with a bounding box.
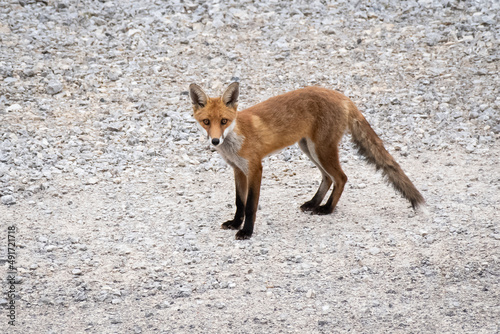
[216,131,248,175]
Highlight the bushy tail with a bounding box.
[348,108,425,209]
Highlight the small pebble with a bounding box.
[46,81,63,95]
[1,195,15,205]
[6,104,22,112]
[72,268,83,275]
[306,289,316,298]
[46,245,57,252]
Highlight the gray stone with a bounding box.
[306,289,316,298]
[108,70,122,81]
[72,268,83,275]
[85,177,99,185]
[46,81,63,95]
[6,104,22,112]
[426,33,443,46]
[74,291,87,301]
[106,123,123,132]
[1,195,15,205]
[23,68,35,77]
[46,245,57,252]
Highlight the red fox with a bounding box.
[189,82,424,240]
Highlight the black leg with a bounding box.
[221,189,245,230]
[300,174,332,212]
[298,138,332,212]
[221,167,247,230]
[235,163,262,240]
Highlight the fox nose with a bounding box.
[211,138,220,146]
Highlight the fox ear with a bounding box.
[189,83,208,108]
[222,82,239,108]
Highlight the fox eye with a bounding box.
[203,119,210,125]
[221,119,228,125]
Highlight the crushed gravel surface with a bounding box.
[0,0,499,333]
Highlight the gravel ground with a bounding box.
[1,0,499,333]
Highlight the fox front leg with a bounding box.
[235,163,262,240]
[221,167,247,230]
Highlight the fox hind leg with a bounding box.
[298,138,333,212]
[311,144,347,215]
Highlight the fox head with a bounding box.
[189,82,239,146]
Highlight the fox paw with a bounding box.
[300,201,318,212]
[235,229,252,240]
[221,220,242,230]
[311,205,333,215]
